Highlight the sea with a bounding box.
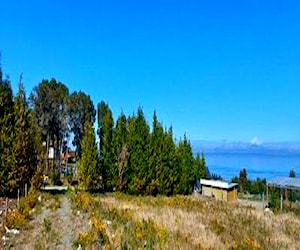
[204,150,300,182]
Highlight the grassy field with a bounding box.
[1,191,300,249]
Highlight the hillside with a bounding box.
[2,192,300,249]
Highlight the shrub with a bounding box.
[72,191,95,213]
[90,216,108,244]
[6,210,26,229]
[75,232,94,248]
[18,189,39,218]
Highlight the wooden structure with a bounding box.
[200,179,238,202]
[267,177,300,211]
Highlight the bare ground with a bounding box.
[4,193,300,249]
[8,195,89,249]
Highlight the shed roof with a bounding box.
[268,177,300,189]
[200,179,238,190]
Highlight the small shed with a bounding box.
[267,177,300,210]
[200,179,238,202]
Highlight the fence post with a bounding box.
[5,197,8,226]
[17,189,20,209]
[25,183,28,197]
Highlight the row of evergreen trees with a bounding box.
[81,105,208,195]
[0,73,40,196]
[0,64,208,197]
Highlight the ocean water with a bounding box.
[205,151,300,182]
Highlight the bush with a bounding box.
[72,192,95,213]
[6,210,26,229]
[18,189,39,219]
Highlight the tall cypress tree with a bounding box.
[97,101,115,192]
[126,107,150,194]
[148,111,164,195]
[194,153,207,181]
[0,73,15,196]
[158,127,177,195]
[78,121,100,192]
[113,112,128,191]
[175,134,195,195]
[10,76,37,194]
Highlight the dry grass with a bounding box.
[6,192,300,249]
[97,194,300,249]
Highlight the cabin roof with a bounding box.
[268,177,300,189]
[200,179,238,190]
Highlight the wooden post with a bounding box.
[280,194,283,212]
[262,192,265,211]
[17,189,20,209]
[266,183,269,205]
[25,183,28,197]
[5,197,8,225]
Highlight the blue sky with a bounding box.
[1,0,300,142]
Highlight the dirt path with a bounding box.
[56,196,74,249]
[8,194,89,249]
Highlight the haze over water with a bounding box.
[193,141,300,181]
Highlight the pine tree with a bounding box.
[158,127,177,195]
[0,73,15,196]
[126,107,150,194]
[78,121,100,192]
[10,77,37,194]
[148,111,163,195]
[194,153,207,181]
[113,112,128,191]
[239,168,247,193]
[289,169,296,178]
[175,134,195,195]
[97,101,115,192]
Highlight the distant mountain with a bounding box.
[191,140,300,155]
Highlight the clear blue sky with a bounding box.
[1,0,299,142]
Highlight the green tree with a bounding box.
[30,78,69,175]
[289,169,296,178]
[126,107,150,194]
[158,127,177,195]
[113,112,128,191]
[9,76,37,194]
[68,91,96,157]
[0,70,15,195]
[193,153,207,181]
[175,134,195,195]
[148,111,163,195]
[78,121,101,192]
[239,168,247,193]
[97,101,115,192]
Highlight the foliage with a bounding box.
[194,153,207,181]
[5,210,27,229]
[97,101,115,192]
[126,107,151,194]
[1,63,210,197]
[30,78,69,176]
[239,168,247,194]
[269,188,280,211]
[72,191,95,213]
[289,168,296,178]
[78,121,101,192]
[232,172,266,195]
[68,91,96,157]
[10,78,37,194]
[0,73,15,196]
[174,134,194,195]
